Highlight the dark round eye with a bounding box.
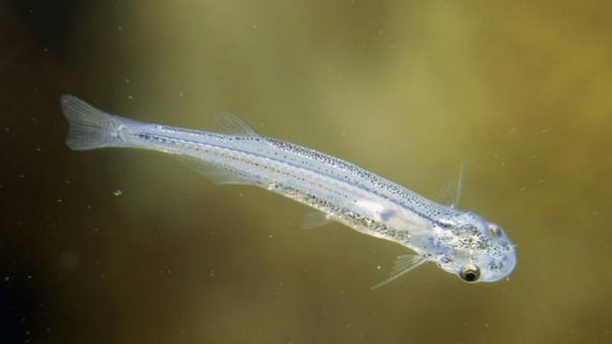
[459,265,481,283]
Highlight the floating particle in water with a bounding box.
[113,189,123,197]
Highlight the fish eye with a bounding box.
[488,224,501,237]
[459,265,481,283]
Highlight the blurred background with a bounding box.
[1,0,611,343]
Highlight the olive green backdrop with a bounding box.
[1,1,611,343]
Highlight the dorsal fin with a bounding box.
[452,161,466,208]
[211,111,259,137]
[438,161,467,207]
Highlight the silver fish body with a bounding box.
[61,95,516,284]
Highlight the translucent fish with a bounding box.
[61,95,517,285]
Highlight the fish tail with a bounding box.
[60,95,134,151]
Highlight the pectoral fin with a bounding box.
[370,254,427,290]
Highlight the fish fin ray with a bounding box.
[437,180,456,206]
[212,111,260,137]
[301,211,334,229]
[437,160,467,208]
[60,95,129,150]
[371,254,427,290]
[452,160,466,207]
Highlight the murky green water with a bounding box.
[2,1,612,343]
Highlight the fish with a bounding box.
[60,94,516,287]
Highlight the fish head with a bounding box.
[435,211,516,283]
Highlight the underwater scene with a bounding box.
[1,1,611,343]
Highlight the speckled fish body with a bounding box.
[61,95,516,284]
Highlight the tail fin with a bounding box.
[60,95,126,151]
